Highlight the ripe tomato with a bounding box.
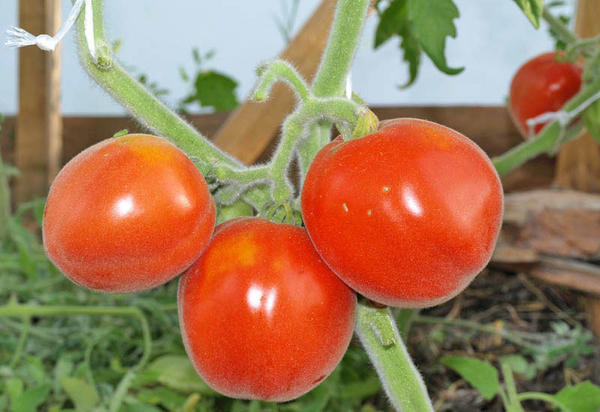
[43,134,216,293]
[509,52,582,138]
[301,118,503,308]
[178,218,356,402]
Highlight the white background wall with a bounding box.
[0,0,575,115]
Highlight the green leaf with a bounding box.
[407,0,463,75]
[60,378,99,412]
[374,0,422,87]
[584,99,600,143]
[193,71,239,111]
[374,0,406,47]
[10,384,50,412]
[441,356,500,400]
[146,355,216,395]
[512,0,544,28]
[554,381,600,412]
[53,356,74,396]
[6,378,24,402]
[499,355,536,380]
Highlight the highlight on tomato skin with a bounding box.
[301,118,504,309]
[42,134,216,293]
[178,217,357,402]
[509,51,582,138]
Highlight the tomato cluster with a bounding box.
[43,120,503,401]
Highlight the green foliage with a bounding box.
[374,0,462,87]
[442,354,600,411]
[512,0,544,28]
[554,381,600,412]
[0,193,382,410]
[440,356,499,400]
[179,49,239,113]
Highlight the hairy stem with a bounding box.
[298,0,371,174]
[76,0,270,210]
[356,304,433,412]
[543,7,578,45]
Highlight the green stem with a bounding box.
[543,7,579,45]
[355,303,433,411]
[254,60,310,101]
[493,75,600,176]
[77,0,271,211]
[501,363,525,412]
[77,1,237,169]
[9,316,30,368]
[299,0,371,174]
[517,392,571,411]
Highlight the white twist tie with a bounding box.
[526,89,600,137]
[5,0,91,56]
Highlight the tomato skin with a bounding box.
[301,118,503,308]
[509,52,582,137]
[43,134,216,293]
[178,218,356,402]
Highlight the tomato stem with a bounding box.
[356,303,434,412]
[542,7,579,46]
[299,0,371,176]
[253,60,310,102]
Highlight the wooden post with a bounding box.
[212,0,336,165]
[15,0,62,203]
[554,0,600,335]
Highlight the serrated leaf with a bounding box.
[554,381,600,412]
[60,378,99,412]
[146,355,216,395]
[10,384,50,412]
[374,0,406,47]
[407,0,463,75]
[374,0,422,86]
[441,356,500,400]
[53,357,74,395]
[512,0,544,28]
[193,71,239,111]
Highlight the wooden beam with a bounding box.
[553,0,600,335]
[212,0,336,165]
[15,0,62,202]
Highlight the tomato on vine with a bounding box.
[178,217,356,402]
[43,134,216,293]
[301,118,504,308]
[509,52,582,138]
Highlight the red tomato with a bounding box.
[43,134,216,293]
[509,52,582,138]
[301,118,503,308]
[178,218,356,402]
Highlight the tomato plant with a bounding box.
[302,118,504,308]
[6,0,600,410]
[43,134,216,293]
[509,52,582,138]
[178,217,356,402]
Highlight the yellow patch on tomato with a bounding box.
[204,234,258,275]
